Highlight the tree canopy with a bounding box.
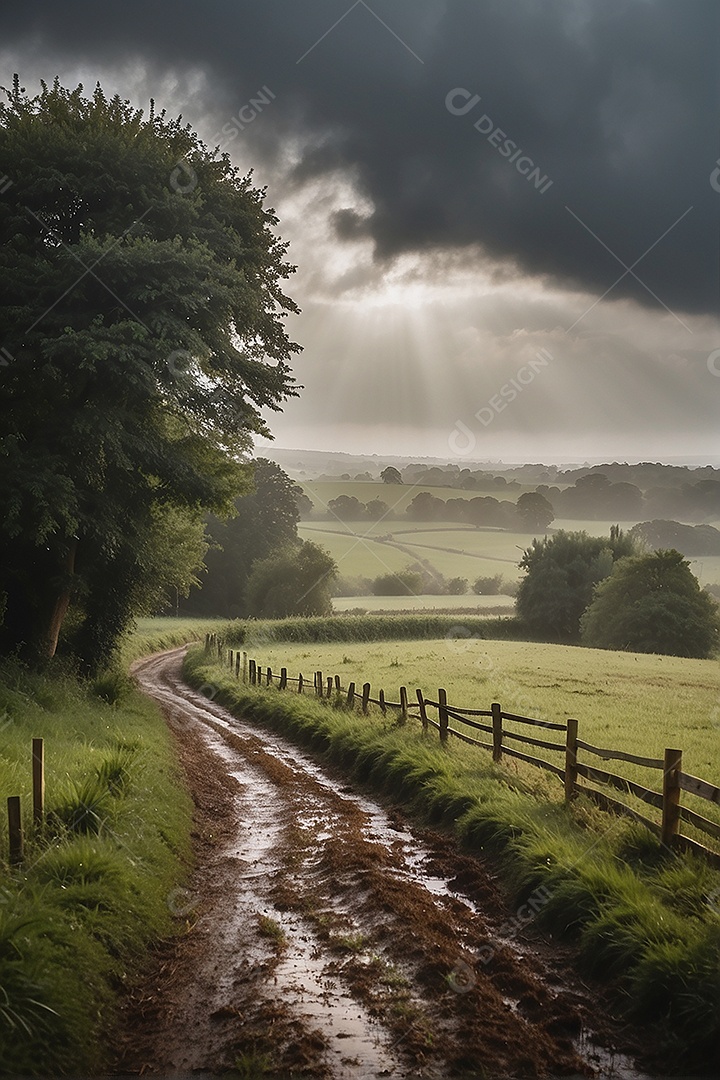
[0,78,300,669]
[245,541,336,618]
[580,549,719,658]
[185,459,300,618]
[516,527,635,640]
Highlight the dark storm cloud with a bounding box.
[3,0,718,315]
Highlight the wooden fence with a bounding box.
[206,635,720,869]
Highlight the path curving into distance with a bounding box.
[114,646,656,1079]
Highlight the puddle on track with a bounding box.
[134,650,659,1080]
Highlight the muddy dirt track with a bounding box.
[113,647,657,1080]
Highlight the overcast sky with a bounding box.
[3,1,719,464]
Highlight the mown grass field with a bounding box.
[233,635,720,788]
[186,638,720,1068]
[299,519,537,586]
[298,477,720,592]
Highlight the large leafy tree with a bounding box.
[185,458,300,617]
[0,78,300,669]
[580,549,719,658]
[516,527,635,641]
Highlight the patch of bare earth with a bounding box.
[111,648,655,1079]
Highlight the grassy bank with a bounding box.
[0,618,228,1076]
[185,643,720,1069]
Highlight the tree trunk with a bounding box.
[40,538,77,659]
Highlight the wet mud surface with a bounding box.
[113,647,661,1079]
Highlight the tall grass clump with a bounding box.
[185,644,720,1070]
[0,657,193,1076]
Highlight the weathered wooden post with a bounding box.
[362,683,371,714]
[228,649,234,670]
[280,667,288,690]
[267,667,273,686]
[7,796,23,865]
[315,671,323,698]
[564,719,578,802]
[298,673,304,694]
[326,677,333,698]
[346,681,356,708]
[335,675,342,696]
[399,686,408,725]
[249,659,256,685]
[242,651,248,684]
[379,689,387,715]
[32,738,44,827]
[416,689,428,732]
[491,702,503,763]
[438,688,448,745]
[235,652,241,679]
[661,748,683,848]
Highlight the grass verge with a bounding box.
[0,621,230,1075]
[185,644,720,1071]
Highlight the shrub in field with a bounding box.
[516,527,635,641]
[473,574,504,595]
[245,541,337,617]
[581,549,720,658]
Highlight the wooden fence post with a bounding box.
[346,681,355,708]
[335,675,342,696]
[249,659,256,685]
[256,665,262,684]
[399,686,408,725]
[362,683,371,714]
[379,689,386,715]
[242,651,248,684]
[564,718,578,802]
[32,738,44,827]
[491,702,503,763]
[438,688,448,745]
[228,649,234,670]
[326,677,333,698]
[662,748,683,847]
[235,652,241,679]
[7,796,23,865]
[267,667,273,686]
[298,673,304,694]
[416,689,428,731]
[315,671,323,698]
[280,667,287,690]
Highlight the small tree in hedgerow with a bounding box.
[515,527,635,641]
[580,549,720,658]
[244,541,337,618]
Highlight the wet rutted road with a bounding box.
[114,647,656,1079]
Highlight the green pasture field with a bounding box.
[332,594,515,612]
[300,512,720,589]
[238,636,720,791]
[299,521,536,583]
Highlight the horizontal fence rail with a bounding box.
[206,634,720,869]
